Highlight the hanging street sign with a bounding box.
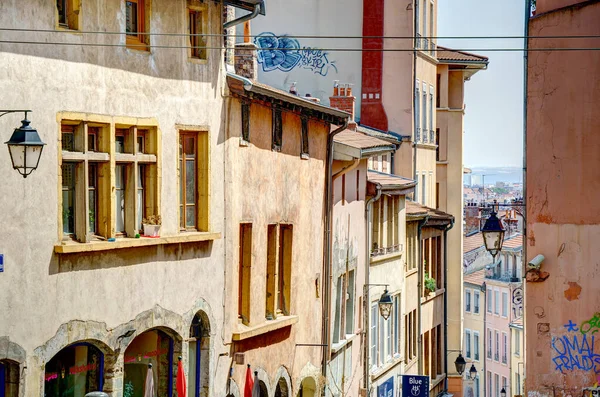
[402,375,429,397]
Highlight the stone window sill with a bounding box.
[331,333,359,354]
[54,231,221,254]
[232,315,298,341]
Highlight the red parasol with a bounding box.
[177,356,187,397]
[244,364,254,397]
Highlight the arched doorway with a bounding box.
[189,311,211,397]
[258,380,268,397]
[274,377,289,397]
[124,329,176,397]
[44,342,104,396]
[298,377,316,397]
[0,360,19,397]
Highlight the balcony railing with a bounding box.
[502,354,507,364]
[430,129,435,143]
[371,244,402,258]
[416,127,421,142]
[430,41,437,57]
[485,268,520,282]
[415,33,422,49]
[422,38,429,52]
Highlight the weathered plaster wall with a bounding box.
[526,2,600,394]
[0,1,228,396]
[328,160,368,397]
[225,97,328,394]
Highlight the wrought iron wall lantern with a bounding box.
[2,110,45,178]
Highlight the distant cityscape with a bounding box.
[465,166,523,204]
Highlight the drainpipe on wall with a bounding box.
[223,1,263,30]
[322,119,350,390]
[443,219,455,392]
[417,215,430,376]
[412,0,418,186]
[364,185,382,396]
[522,0,529,280]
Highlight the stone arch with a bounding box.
[254,367,272,397]
[297,376,318,397]
[122,326,183,397]
[273,366,292,397]
[188,310,211,397]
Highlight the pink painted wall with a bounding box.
[526,1,600,394]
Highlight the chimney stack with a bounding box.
[234,21,257,79]
[329,81,356,130]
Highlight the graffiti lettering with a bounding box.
[581,313,600,335]
[255,32,338,76]
[552,331,600,374]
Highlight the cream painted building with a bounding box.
[224,63,350,397]
[0,0,247,396]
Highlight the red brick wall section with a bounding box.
[360,0,389,131]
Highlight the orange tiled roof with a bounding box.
[503,235,523,250]
[437,46,489,63]
[367,170,416,190]
[334,130,394,151]
[406,201,454,221]
[464,269,486,286]
[464,233,484,253]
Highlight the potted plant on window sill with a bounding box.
[142,215,162,237]
[424,272,437,296]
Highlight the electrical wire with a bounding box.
[0,40,598,52]
[1,27,599,40]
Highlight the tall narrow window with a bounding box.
[88,164,98,234]
[474,332,480,361]
[188,7,207,59]
[126,0,148,50]
[422,1,427,48]
[415,82,420,142]
[494,290,500,315]
[272,107,282,151]
[301,115,309,158]
[429,85,434,141]
[56,0,80,30]
[0,359,19,397]
[502,332,508,363]
[393,295,400,356]
[502,292,508,317]
[180,133,197,230]
[115,165,126,233]
[436,74,441,107]
[422,82,428,142]
[137,165,145,231]
[495,331,500,361]
[465,290,472,312]
[370,304,378,368]
[487,328,492,358]
[487,288,493,313]
[239,223,252,324]
[514,329,521,356]
[266,224,278,320]
[345,270,355,336]
[415,0,420,43]
[465,329,471,358]
[241,101,250,142]
[422,174,427,204]
[62,163,76,235]
[278,225,293,315]
[474,290,480,314]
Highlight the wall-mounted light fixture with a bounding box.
[2,110,45,178]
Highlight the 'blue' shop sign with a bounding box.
[402,375,429,397]
[378,377,394,397]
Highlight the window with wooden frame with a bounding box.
[188,3,207,60]
[56,0,80,30]
[265,223,295,319]
[272,107,282,151]
[125,0,149,50]
[239,223,252,325]
[59,120,158,242]
[179,130,209,231]
[241,100,251,143]
[300,115,309,159]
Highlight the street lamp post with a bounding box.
[2,110,45,178]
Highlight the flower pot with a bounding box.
[143,224,161,237]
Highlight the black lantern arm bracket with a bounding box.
[0,110,32,119]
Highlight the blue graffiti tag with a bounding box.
[255,32,338,76]
[552,323,600,374]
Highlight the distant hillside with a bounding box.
[467,167,523,185]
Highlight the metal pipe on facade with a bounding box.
[416,215,430,375]
[412,0,418,186]
[223,1,263,30]
[322,119,350,385]
[363,185,382,395]
[443,219,455,391]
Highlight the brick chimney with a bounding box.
[234,21,257,80]
[464,203,481,236]
[329,81,357,130]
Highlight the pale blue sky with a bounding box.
[438,0,525,167]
